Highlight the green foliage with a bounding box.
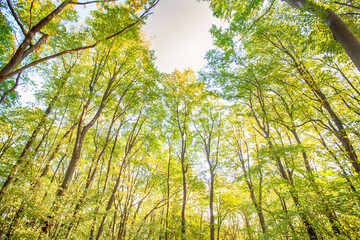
[1,0,360,239]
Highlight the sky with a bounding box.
[143,0,222,74]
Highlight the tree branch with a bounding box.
[6,0,27,35]
[334,1,360,10]
[0,72,21,105]
[0,0,159,83]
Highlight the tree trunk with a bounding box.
[267,37,360,173]
[181,159,187,240]
[165,142,171,240]
[95,113,145,240]
[325,8,360,72]
[249,100,318,240]
[209,170,215,240]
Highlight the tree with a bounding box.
[0,0,158,97]
[194,100,222,240]
[162,69,204,239]
[206,0,360,71]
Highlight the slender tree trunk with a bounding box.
[209,170,215,240]
[233,135,266,234]
[66,99,124,237]
[249,101,318,240]
[267,37,360,173]
[95,114,145,240]
[36,122,77,186]
[165,142,171,240]
[291,129,341,235]
[57,55,119,196]
[181,158,187,240]
[0,76,66,198]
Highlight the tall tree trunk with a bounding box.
[270,90,343,236]
[95,113,145,240]
[181,157,187,240]
[178,117,188,240]
[209,170,215,240]
[249,97,318,240]
[291,129,341,235]
[165,142,171,240]
[66,98,125,237]
[325,9,360,72]
[232,134,266,234]
[56,51,121,196]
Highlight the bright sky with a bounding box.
[143,0,221,74]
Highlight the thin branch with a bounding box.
[6,0,27,35]
[0,0,159,83]
[339,12,360,16]
[334,1,360,10]
[70,0,119,5]
[0,42,98,81]
[22,34,49,59]
[0,72,21,104]
[237,0,276,43]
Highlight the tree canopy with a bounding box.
[1,0,360,239]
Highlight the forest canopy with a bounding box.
[0,0,360,239]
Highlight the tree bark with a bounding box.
[325,9,360,72]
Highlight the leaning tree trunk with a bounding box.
[284,0,360,72]
[325,9,360,72]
